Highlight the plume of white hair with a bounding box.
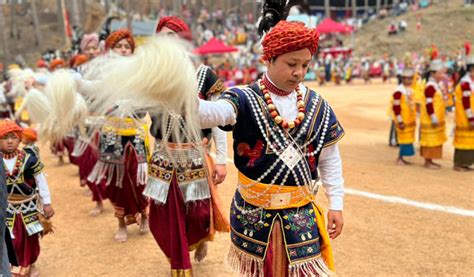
[9,69,34,98]
[39,70,88,144]
[83,35,202,149]
[16,88,51,123]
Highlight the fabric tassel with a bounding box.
[88,162,125,188]
[26,221,44,236]
[143,176,170,204]
[106,164,125,188]
[71,139,89,157]
[87,161,108,185]
[227,244,264,277]
[288,257,334,277]
[137,162,148,186]
[180,180,211,202]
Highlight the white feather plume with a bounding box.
[82,35,202,147]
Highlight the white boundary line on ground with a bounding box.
[217,156,474,217]
[344,188,474,217]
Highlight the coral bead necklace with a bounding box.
[259,77,305,129]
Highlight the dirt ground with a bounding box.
[34,79,473,276]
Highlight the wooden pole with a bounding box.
[125,0,132,31]
[0,5,12,63]
[56,0,65,44]
[351,0,357,17]
[10,0,18,39]
[324,0,330,18]
[31,0,43,48]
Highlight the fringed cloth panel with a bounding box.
[6,195,43,238]
[227,191,335,277]
[88,143,148,188]
[144,142,210,204]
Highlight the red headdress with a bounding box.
[36,59,48,69]
[22,128,38,142]
[155,16,192,41]
[0,120,23,138]
[105,29,135,52]
[70,54,89,68]
[262,21,320,61]
[49,59,66,71]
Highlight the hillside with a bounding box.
[344,0,474,58]
[0,1,106,66]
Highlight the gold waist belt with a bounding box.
[238,172,314,210]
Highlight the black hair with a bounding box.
[467,64,474,73]
[456,64,474,85]
[422,70,433,82]
[257,0,303,36]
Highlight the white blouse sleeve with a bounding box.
[34,172,51,205]
[198,99,237,129]
[318,143,344,211]
[209,94,228,164]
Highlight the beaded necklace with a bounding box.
[260,76,306,129]
[2,150,19,160]
[3,150,24,180]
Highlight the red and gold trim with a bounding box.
[171,269,193,277]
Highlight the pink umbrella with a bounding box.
[194,38,239,55]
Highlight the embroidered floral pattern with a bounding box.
[283,208,316,233]
[231,232,267,257]
[288,243,321,259]
[235,207,270,237]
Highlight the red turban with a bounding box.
[70,54,89,68]
[22,128,38,142]
[156,16,192,41]
[49,59,66,71]
[0,120,23,138]
[36,59,48,68]
[105,29,135,52]
[262,21,320,61]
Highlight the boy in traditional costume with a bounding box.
[391,68,416,165]
[453,56,474,171]
[0,121,54,277]
[197,2,345,275]
[420,60,447,169]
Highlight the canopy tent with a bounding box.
[194,38,239,55]
[321,47,353,58]
[316,18,353,34]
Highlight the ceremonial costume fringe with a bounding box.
[227,244,264,277]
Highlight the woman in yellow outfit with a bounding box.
[420,60,447,169]
[453,56,474,171]
[391,68,416,165]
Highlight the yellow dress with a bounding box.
[412,74,425,107]
[454,75,474,150]
[14,96,30,122]
[420,80,447,147]
[391,85,416,144]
